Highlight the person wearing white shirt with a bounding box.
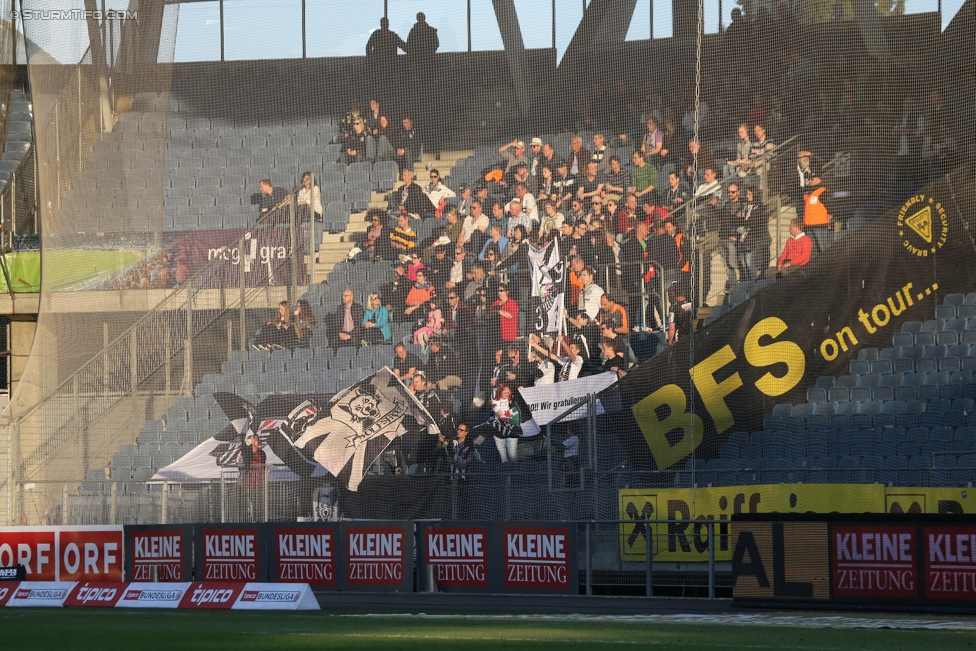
[423,168,456,210]
[459,199,489,252]
[694,167,722,199]
[576,266,604,319]
[507,182,538,224]
[505,198,534,240]
[297,172,324,253]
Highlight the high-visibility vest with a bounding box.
[803,186,829,226]
[675,233,690,272]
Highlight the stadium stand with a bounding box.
[4,3,974,529]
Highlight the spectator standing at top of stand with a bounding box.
[365,18,406,104]
[406,13,439,133]
[407,12,439,69]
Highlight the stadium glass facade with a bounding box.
[0,0,973,564]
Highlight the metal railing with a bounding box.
[665,134,801,307]
[5,179,316,525]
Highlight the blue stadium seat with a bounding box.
[837,375,859,389]
[858,348,880,362]
[815,376,836,389]
[892,332,914,347]
[945,293,966,307]
[805,414,829,430]
[935,305,957,320]
[849,360,870,375]
[807,388,827,403]
[828,387,849,402]
[915,332,936,347]
[870,359,893,375]
[896,440,921,457]
[728,431,750,446]
[872,386,894,402]
[850,387,872,402]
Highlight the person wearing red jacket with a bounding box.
[762,219,812,279]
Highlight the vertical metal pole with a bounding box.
[55,103,61,210]
[164,322,172,394]
[546,423,553,493]
[10,172,15,236]
[707,520,715,599]
[78,66,84,171]
[775,194,782,268]
[109,480,117,525]
[130,328,138,395]
[585,522,592,596]
[504,474,511,521]
[220,473,226,524]
[307,173,316,286]
[184,281,193,396]
[289,196,298,306]
[227,320,233,360]
[161,481,169,524]
[239,234,247,351]
[450,476,458,520]
[263,464,269,522]
[103,323,109,388]
[9,421,19,525]
[62,483,69,525]
[645,520,653,597]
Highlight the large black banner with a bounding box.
[620,175,976,471]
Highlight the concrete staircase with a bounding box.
[311,150,473,279]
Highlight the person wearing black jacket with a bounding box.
[381,261,411,322]
[342,119,372,164]
[620,221,650,328]
[426,337,462,390]
[737,187,770,282]
[395,168,429,217]
[393,117,420,174]
[329,289,365,348]
[717,184,743,292]
[425,245,453,291]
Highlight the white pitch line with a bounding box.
[333,612,976,630]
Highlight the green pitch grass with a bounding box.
[1,610,975,650]
[0,250,147,292]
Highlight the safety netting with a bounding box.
[1,0,974,562]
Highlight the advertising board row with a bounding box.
[618,484,975,562]
[0,581,319,610]
[0,521,577,594]
[732,515,976,606]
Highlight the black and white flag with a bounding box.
[153,367,439,492]
[527,238,565,333]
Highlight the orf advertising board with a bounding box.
[270,523,340,589]
[340,522,412,592]
[124,525,193,582]
[924,525,976,602]
[418,523,490,592]
[195,524,266,582]
[0,527,123,582]
[830,524,919,601]
[502,523,577,593]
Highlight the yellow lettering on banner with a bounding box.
[632,385,705,471]
[689,346,742,435]
[619,484,909,562]
[743,317,806,397]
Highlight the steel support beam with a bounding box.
[491,0,532,119]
